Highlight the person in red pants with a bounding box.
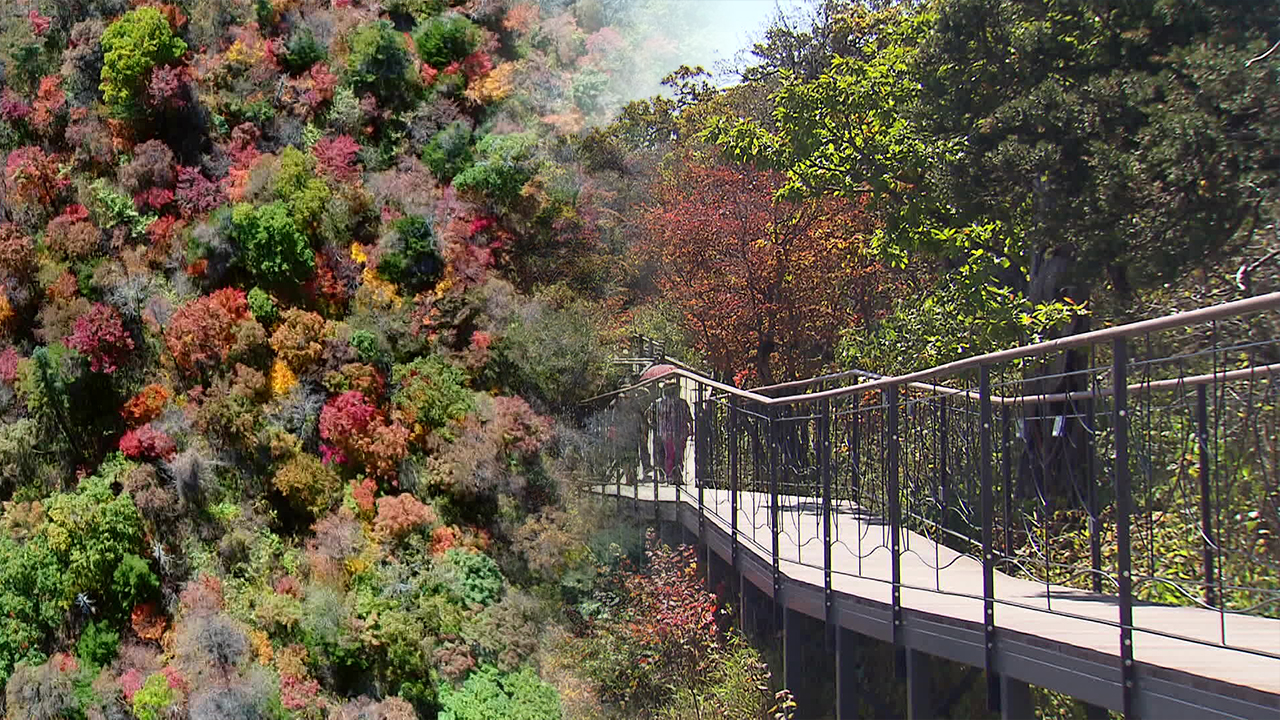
[652,381,693,485]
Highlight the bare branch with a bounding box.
[1246,38,1280,67]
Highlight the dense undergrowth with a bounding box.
[0,0,786,716]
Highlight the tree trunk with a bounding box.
[1018,244,1092,504]
[755,334,777,387]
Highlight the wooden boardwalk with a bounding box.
[595,483,1280,717]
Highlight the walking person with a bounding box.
[652,381,693,485]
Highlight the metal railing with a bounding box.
[586,293,1280,715]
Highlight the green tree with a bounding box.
[453,133,541,207]
[99,7,187,116]
[437,665,561,720]
[348,20,417,109]
[229,201,315,285]
[413,13,482,69]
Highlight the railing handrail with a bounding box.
[590,291,1280,407]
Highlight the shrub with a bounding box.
[77,621,120,667]
[491,395,553,457]
[42,472,145,614]
[319,391,409,480]
[347,21,416,108]
[246,286,277,324]
[272,453,342,517]
[487,297,607,407]
[4,658,82,720]
[164,288,256,376]
[269,308,327,372]
[177,614,248,679]
[574,535,723,710]
[112,553,159,608]
[66,302,134,373]
[119,424,177,460]
[413,14,482,69]
[280,26,326,75]
[378,215,444,293]
[44,212,100,261]
[118,139,176,193]
[99,7,187,115]
[5,146,68,207]
[439,548,504,608]
[372,493,436,540]
[230,202,314,286]
[437,665,561,720]
[313,135,362,182]
[452,133,539,206]
[121,384,170,427]
[61,19,107,106]
[391,356,472,440]
[421,120,473,182]
[131,671,176,720]
[175,166,224,219]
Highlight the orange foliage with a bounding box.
[121,383,171,427]
[131,602,167,642]
[638,161,901,384]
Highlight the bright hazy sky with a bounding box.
[661,0,808,80]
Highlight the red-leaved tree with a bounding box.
[637,161,900,384]
[164,288,255,376]
[319,391,410,480]
[67,302,134,374]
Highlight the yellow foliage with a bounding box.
[465,62,517,104]
[350,242,368,264]
[0,293,12,329]
[269,358,298,397]
[225,38,265,67]
[356,267,402,310]
[249,629,274,665]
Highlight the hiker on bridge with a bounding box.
[651,381,693,485]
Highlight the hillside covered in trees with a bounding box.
[0,0,1277,717]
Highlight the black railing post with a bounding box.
[1001,405,1012,558]
[770,405,783,632]
[850,396,861,514]
[887,384,904,675]
[1086,393,1102,594]
[981,365,1000,713]
[820,398,834,650]
[1196,383,1217,609]
[1114,339,1136,718]
[653,386,661,520]
[939,398,949,532]
[696,384,707,584]
[729,398,739,574]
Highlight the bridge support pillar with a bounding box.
[836,627,859,720]
[1000,675,1034,720]
[906,648,933,720]
[783,607,803,708]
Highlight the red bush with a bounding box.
[0,224,35,279]
[319,391,410,480]
[164,288,252,375]
[492,395,553,457]
[5,146,68,206]
[312,135,362,182]
[120,423,178,460]
[31,76,66,135]
[174,166,224,219]
[0,347,20,384]
[67,302,135,374]
[373,493,437,540]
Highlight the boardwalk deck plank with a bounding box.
[595,484,1280,701]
